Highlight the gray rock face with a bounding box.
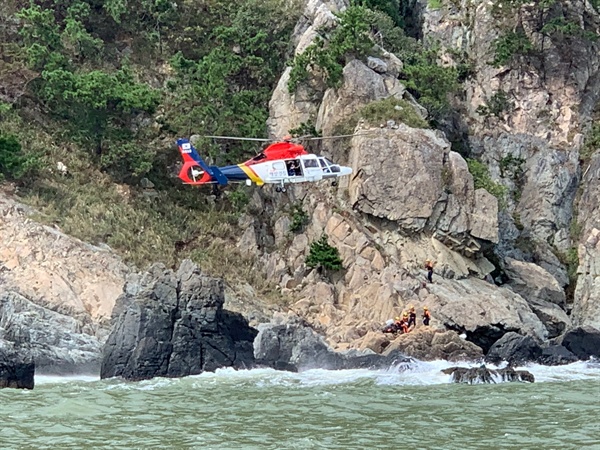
[383,329,483,362]
[573,154,600,330]
[0,291,102,374]
[504,258,566,306]
[485,332,542,366]
[101,261,257,381]
[0,340,34,389]
[537,345,578,366]
[254,314,411,371]
[348,129,499,256]
[429,278,547,352]
[558,326,600,360]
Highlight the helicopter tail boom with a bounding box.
[177,138,228,185]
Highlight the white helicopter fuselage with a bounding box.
[247,154,352,186]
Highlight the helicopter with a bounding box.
[177,135,354,192]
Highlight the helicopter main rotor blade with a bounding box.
[298,132,376,141]
[203,135,272,142]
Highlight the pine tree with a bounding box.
[306,235,343,271]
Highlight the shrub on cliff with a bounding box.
[0,133,35,181]
[306,235,343,271]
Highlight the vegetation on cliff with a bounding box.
[0,0,300,282]
[0,0,458,283]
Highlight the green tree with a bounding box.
[491,31,533,67]
[167,0,300,161]
[306,235,343,271]
[353,0,402,26]
[0,133,33,180]
[288,6,374,92]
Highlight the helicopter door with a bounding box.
[302,157,322,181]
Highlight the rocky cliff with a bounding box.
[2,0,600,372]
[0,191,128,373]
[237,0,600,361]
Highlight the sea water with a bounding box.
[1,360,599,449]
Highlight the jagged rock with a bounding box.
[485,332,542,365]
[504,258,566,306]
[428,278,547,352]
[558,326,600,360]
[0,291,103,374]
[470,189,499,243]
[0,340,34,389]
[527,298,571,339]
[316,60,407,137]
[573,155,600,330]
[442,365,534,384]
[348,129,499,252]
[348,126,450,232]
[254,313,411,371]
[101,261,257,381]
[382,329,483,362]
[367,56,388,73]
[537,345,578,366]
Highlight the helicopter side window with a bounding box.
[323,158,340,172]
[303,159,318,168]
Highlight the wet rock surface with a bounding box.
[0,340,34,389]
[254,313,411,372]
[442,365,535,384]
[101,260,257,381]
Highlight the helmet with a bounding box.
[395,316,401,321]
[424,306,428,310]
[403,312,408,317]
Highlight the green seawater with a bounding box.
[1,361,599,450]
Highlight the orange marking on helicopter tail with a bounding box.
[239,164,264,186]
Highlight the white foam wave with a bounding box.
[35,374,100,385]
[33,360,600,389]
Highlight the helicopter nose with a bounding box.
[339,166,353,177]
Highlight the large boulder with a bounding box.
[537,345,578,366]
[0,340,34,389]
[558,326,600,360]
[254,313,411,371]
[101,261,257,381]
[348,128,499,255]
[572,225,600,330]
[485,332,542,365]
[428,278,547,352]
[383,329,483,362]
[0,291,103,374]
[504,258,566,306]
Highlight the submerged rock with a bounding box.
[442,365,534,384]
[0,340,34,389]
[101,260,257,381]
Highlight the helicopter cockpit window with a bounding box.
[250,152,267,162]
[319,158,331,173]
[303,158,318,168]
